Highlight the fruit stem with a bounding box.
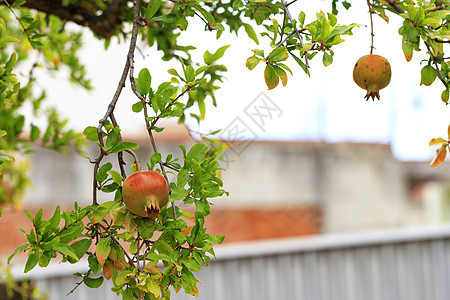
[125,149,142,171]
[367,0,374,54]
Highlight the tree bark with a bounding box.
[3,0,129,39]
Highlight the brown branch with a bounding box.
[66,278,84,296]
[279,0,309,69]
[385,0,405,14]
[429,4,450,13]
[2,0,129,39]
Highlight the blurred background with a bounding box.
[3,1,450,299]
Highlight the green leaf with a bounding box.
[70,239,92,259]
[184,65,195,82]
[90,201,118,223]
[298,11,306,26]
[325,24,358,44]
[402,36,413,62]
[54,244,79,261]
[96,162,113,184]
[267,47,289,63]
[323,52,333,67]
[181,258,201,272]
[290,52,310,77]
[96,237,112,266]
[186,143,208,161]
[88,255,102,275]
[272,65,288,87]
[420,65,437,86]
[208,234,225,244]
[204,45,230,65]
[150,152,162,170]
[107,170,123,185]
[264,65,279,90]
[177,168,190,187]
[132,101,143,113]
[101,182,119,193]
[246,56,261,70]
[83,126,101,142]
[8,243,29,264]
[59,224,85,244]
[137,68,151,96]
[243,23,259,44]
[110,141,139,153]
[442,89,449,104]
[84,276,104,288]
[169,186,189,201]
[105,128,120,151]
[168,68,180,77]
[154,240,173,256]
[30,124,40,141]
[24,251,39,273]
[47,205,61,231]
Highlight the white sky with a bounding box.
[28,1,450,162]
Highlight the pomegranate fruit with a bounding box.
[353,54,391,101]
[122,170,169,218]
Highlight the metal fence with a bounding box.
[12,226,450,300]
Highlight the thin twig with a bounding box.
[92,151,104,205]
[286,0,298,7]
[194,11,212,31]
[125,149,141,171]
[3,0,32,43]
[279,0,309,68]
[367,0,374,54]
[110,112,127,178]
[66,278,84,296]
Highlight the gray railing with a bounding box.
[12,226,450,300]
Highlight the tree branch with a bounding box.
[385,0,405,14]
[2,0,128,39]
[279,0,309,68]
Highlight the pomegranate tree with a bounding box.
[122,170,169,218]
[353,54,391,101]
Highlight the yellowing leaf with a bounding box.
[429,137,447,146]
[103,260,114,280]
[264,65,279,90]
[96,237,112,266]
[430,145,447,168]
[143,261,162,274]
[246,56,261,70]
[402,37,413,62]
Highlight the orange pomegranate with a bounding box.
[353,54,391,101]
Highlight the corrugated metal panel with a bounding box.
[13,226,450,300]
